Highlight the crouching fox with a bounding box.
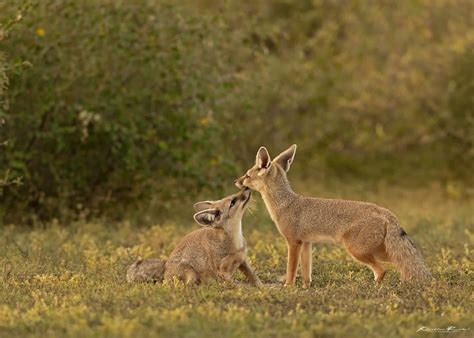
[127,189,261,286]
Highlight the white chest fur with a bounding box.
[231,221,244,249]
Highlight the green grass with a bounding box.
[0,186,473,338]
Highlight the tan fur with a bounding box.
[127,189,261,286]
[235,144,431,287]
[126,258,166,283]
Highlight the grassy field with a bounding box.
[0,184,472,337]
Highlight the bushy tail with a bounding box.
[126,258,167,283]
[385,222,431,282]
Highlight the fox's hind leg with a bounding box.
[343,219,387,283]
[347,251,385,283]
[164,264,200,285]
[184,268,200,285]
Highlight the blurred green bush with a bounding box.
[1,1,31,191]
[0,0,472,223]
[213,0,474,181]
[1,0,241,221]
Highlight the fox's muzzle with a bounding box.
[234,176,246,189]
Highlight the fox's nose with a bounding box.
[233,178,238,184]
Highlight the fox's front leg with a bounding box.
[300,242,312,288]
[239,259,262,287]
[218,249,246,283]
[285,242,303,286]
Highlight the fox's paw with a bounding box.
[283,282,296,288]
[261,283,281,289]
[217,270,233,283]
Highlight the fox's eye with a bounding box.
[230,198,237,208]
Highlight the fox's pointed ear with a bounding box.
[193,209,220,227]
[274,144,297,172]
[255,146,271,169]
[193,201,214,212]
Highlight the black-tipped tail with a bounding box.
[385,224,431,282]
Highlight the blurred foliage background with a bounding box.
[0,0,473,224]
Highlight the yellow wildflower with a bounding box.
[35,27,45,37]
[198,117,209,126]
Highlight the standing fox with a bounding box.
[127,189,261,286]
[235,144,431,287]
